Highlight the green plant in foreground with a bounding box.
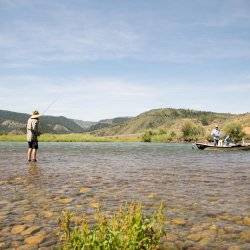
[58,203,166,250]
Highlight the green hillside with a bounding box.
[0,110,131,134]
[92,108,235,136]
[0,110,85,134]
[1,109,249,142]
[89,117,132,131]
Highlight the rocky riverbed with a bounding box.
[0,142,249,249]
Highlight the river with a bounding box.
[0,142,249,249]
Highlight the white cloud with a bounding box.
[1,0,250,68]
[1,75,249,119]
[0,75,160,119]
[0,1,143,68]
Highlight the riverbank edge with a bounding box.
[0,133,194,143]
[0,133,140,142]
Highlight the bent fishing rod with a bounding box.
[41,96,60,116]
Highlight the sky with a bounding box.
[0,0,250,121]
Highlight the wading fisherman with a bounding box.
[211,125,221,146]
[27,111,41,162]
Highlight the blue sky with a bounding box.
[0,0,250,121]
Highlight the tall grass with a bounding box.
[151,131,177,142]
[142,131,153,142]
[223,122,246,143]
[181,121,204,142]
[58,203,166,250]
[0,133,139,142]
[0,134,26,141]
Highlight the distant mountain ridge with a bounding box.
[0,110,131,134]
[0,110,84,134]
[1,109,249,136]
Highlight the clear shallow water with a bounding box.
[0,142,249,249]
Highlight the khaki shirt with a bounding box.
[27,118,39,141]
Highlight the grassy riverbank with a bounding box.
[0,132,249,143]
[0,120,249,143]
[0,133,140,142]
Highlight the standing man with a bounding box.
[211,125,221,146]
[27,111,41,162]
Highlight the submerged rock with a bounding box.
[240,230,250,242]
[161,241,178,250]
[11,240,22,248]
[0,242,7,248]
[72,215,83,225]
[148,193,157,199]
[11,225,27,234]
[23,214,36,222]
[59,197,73,204]
[21,226,41,236]
[242,217,250,226]
[0,214,6,221]
[79,187,91,193]
[41,211,53,218]
[228,246,241,250]
[18,244,38,250]
[198,237,212,246]
[223,225,242,234]
[190,222,211,232]
[164,233,178,242]
[171,218,186,226]
[24,232,46,245]
[90,202,100,209]
[39,238,57,247]
[187,233,202,242]
[221,233,239,241]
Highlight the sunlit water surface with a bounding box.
[0,142,249,249]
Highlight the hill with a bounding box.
[91,108,250,137]
[73,119,97,130]
[0,110,85,134]
[0,110,131,134]
[88,117,132,131]
[1,109,249,140]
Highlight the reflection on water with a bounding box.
[0,142,250,249]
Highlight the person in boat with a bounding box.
[211,125,221,146]
[27,111,41,162]
[224,135,231,146]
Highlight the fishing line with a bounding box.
[42,96,60,115]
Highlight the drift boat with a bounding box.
[194,143,250,151]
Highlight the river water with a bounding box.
[0,142,249,249]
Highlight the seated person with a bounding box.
[224,135,231,146]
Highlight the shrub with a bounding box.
[181,121,204,142]
[206,134,214,142]
[158,129,167,135]
[142,131,153,142]
[152,131,177,142]
[223,122,246,143]
[200,115,210,126]
[58,202,166,250]
[169,131,176,139]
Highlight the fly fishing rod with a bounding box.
[41,96,60,116]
